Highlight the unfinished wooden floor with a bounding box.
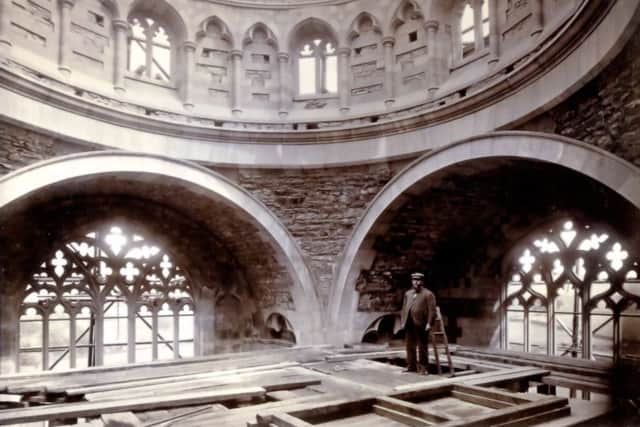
[0,345,614,426]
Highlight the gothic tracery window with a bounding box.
[18,225,195,372]
[503,220,640,363]
[459,0,489,58]
[297,38,337,96]
[128,17,172,82]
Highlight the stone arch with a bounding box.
[243,22,278,49]
[328,132,640,343]
[0,152,324,345]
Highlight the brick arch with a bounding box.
[0,151,324,344]
[327,131,640,343]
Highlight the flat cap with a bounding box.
[411,272,424,279]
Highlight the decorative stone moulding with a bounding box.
[0,0,632,151]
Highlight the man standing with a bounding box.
[400,272,437,374]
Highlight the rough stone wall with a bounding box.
[519,27,640,167]
[225,163,397,306]
[0,122,58,175]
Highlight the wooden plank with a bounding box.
[435,396,569,427]
[372,404,431,426]
[259,412,314,427]
[450,390,512,409]
[391,367,545,394]
[140,404,224,427]
[65,362,298,396]
[101,411,142,427]
[325,351,406,363]
[84,370,319,402]
[375,396,451,423]
[2,346,328,394]
[492,406,571,427]
[452,384,531,405]
[541,375,610,394]
[0,386,266,425]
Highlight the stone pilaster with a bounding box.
[337,47,350,114]
[58,0,75,76]
[530,0,543,36]
[230,49,243,116]
[0,0,13,56]
[488,0,500,64]
[424,20,439,96]
[182,41,197,110]
[277,52,290,118]
[112,19,129,93]
[382,36,395,108]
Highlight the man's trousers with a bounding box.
[405,316,429,372]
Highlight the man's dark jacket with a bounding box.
[400,288,436,328]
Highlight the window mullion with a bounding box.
[523,308,530,352]
[128,300,136,364]
[152,306,159,361]
[69,311,76,369]
[173,307,180,359]
[145,31,154,78]
[42,312,49,371]
[315,50,323,94]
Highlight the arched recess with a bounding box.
[328,132,640,344]
[242,23,279,110]
[348,12,384,104]
[193,16,234,107]
[0,152,324,355]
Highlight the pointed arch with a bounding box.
[0,152,325,345]
[196,16,233,45]
[127,0,186,43]
[388,0,425,34]
[286,17,339,52]
[328,132,640,344]
[243,22,278,49]
[348,11,382,42]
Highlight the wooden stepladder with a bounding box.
[429,306,454,377]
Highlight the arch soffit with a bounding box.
[243,22,279,49]
[0,152,323,342]
[328,132,640,333]
[286,17,340,51]
[126,0,188,42]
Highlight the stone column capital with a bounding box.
[59,0,75,8]
[424,20,440,32]
[277,52,289,62]
[112,19,130,31]
[183,41,197,51]
[230,49,243,59]
[382,36,395,47]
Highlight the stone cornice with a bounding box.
[0,0,630,156]
[196,0,354,9]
